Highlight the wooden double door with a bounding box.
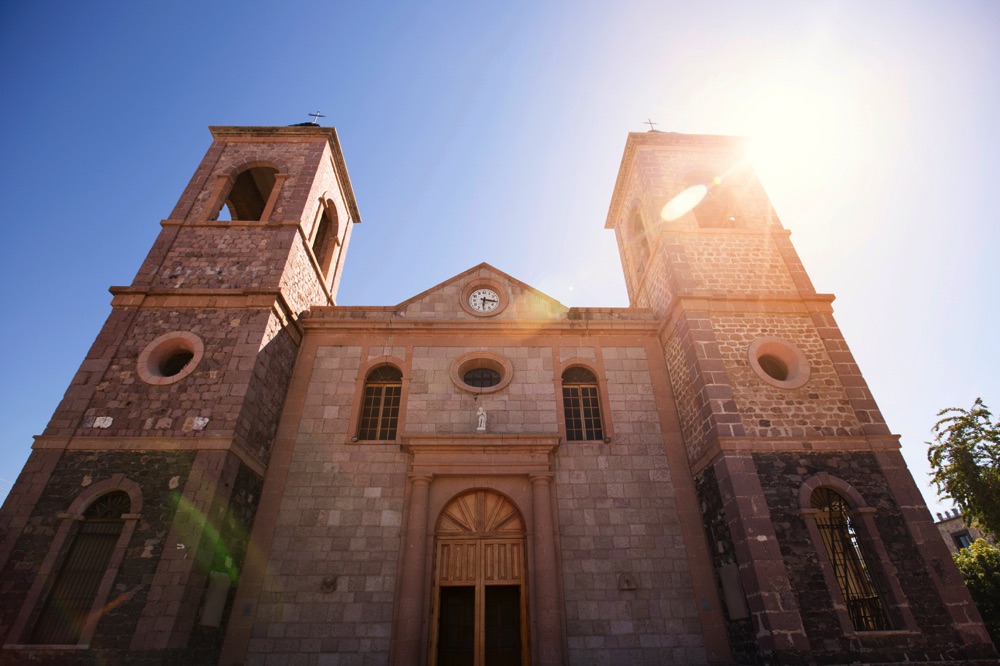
[431,490,529,666]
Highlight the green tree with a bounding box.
[952,539,1000,646]
[927,398,1000,537]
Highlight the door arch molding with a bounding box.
[430,489,529,665]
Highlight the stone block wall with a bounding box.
[693,466,760,665]
[186,459,264,658]
[235,312,300,465]
[42,306,294,464]
[662,311,745,466]
[406,345,557,435]
[680,231,798,295]
[246,343,408,664]
[713,313,862,438]
[554,345,708,665]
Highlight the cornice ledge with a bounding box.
[107,287,304,339]
[32,435,268,477]
[401,432,561,452]
[675,291,835,306]
[688,433,903,476]
[302,317,658,334]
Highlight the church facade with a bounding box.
[0,125,995,665]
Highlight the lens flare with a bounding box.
[660,184,708,222]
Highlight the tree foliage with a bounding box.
[952,539,1000,647]
[927,398,1000,537]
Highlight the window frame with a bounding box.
[310,197,341,278]
[201,159,288,223]
[6,478,142,649]
[559,364,607,442]
[798,473,915,634]
[356,364,404,442]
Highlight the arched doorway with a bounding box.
[431,489,529,666]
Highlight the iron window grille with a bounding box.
[29,491,131,645]
[463,368,501,388]
[811,488,894,631]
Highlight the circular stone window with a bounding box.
[137,332,205,386]
[748,337,810,389]
[451,351,513,394]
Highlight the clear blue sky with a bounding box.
[1,2,998,516]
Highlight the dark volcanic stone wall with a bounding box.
[0,452,262,666]
[694,465,761,665]
[753,451,992,664]
[0,451,194,663]
[187,460,263,656]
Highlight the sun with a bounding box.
[662,55,875,224]
[742,79,856,196]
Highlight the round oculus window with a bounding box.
[463,367,501,388]
[450,351,513,393]
[747,337,810,389]
[137,332,205,386]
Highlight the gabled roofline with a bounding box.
[394,262,567,310]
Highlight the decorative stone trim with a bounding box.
[450,351,513,394]
[136,332,205,385]
[748,336,810,389]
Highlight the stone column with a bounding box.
[392,474,432,666]
[530,473,565,665]
[714,454,810,656]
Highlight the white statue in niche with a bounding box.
[476,406,488,431]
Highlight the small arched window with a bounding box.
[357,365,403,441]
[562,367,604,441]
[312,200,339,275]
[626,208,650,271]
[811,488,894,631]
[221,166,279,221]
[29,491,131,644]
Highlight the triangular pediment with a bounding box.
[394,263,567,320]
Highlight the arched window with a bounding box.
[312,199,339,276]
[626,208,650,271]
[220,166,279,221]
[357,365,402,441]
[562,367,604,441]
[29,491,132,644]
[810,488,894,631]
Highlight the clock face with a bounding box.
[469,288,501,313]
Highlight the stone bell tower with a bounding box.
[605,131,996,664]
[0,125,359,661]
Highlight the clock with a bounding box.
[469,288,500,313]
